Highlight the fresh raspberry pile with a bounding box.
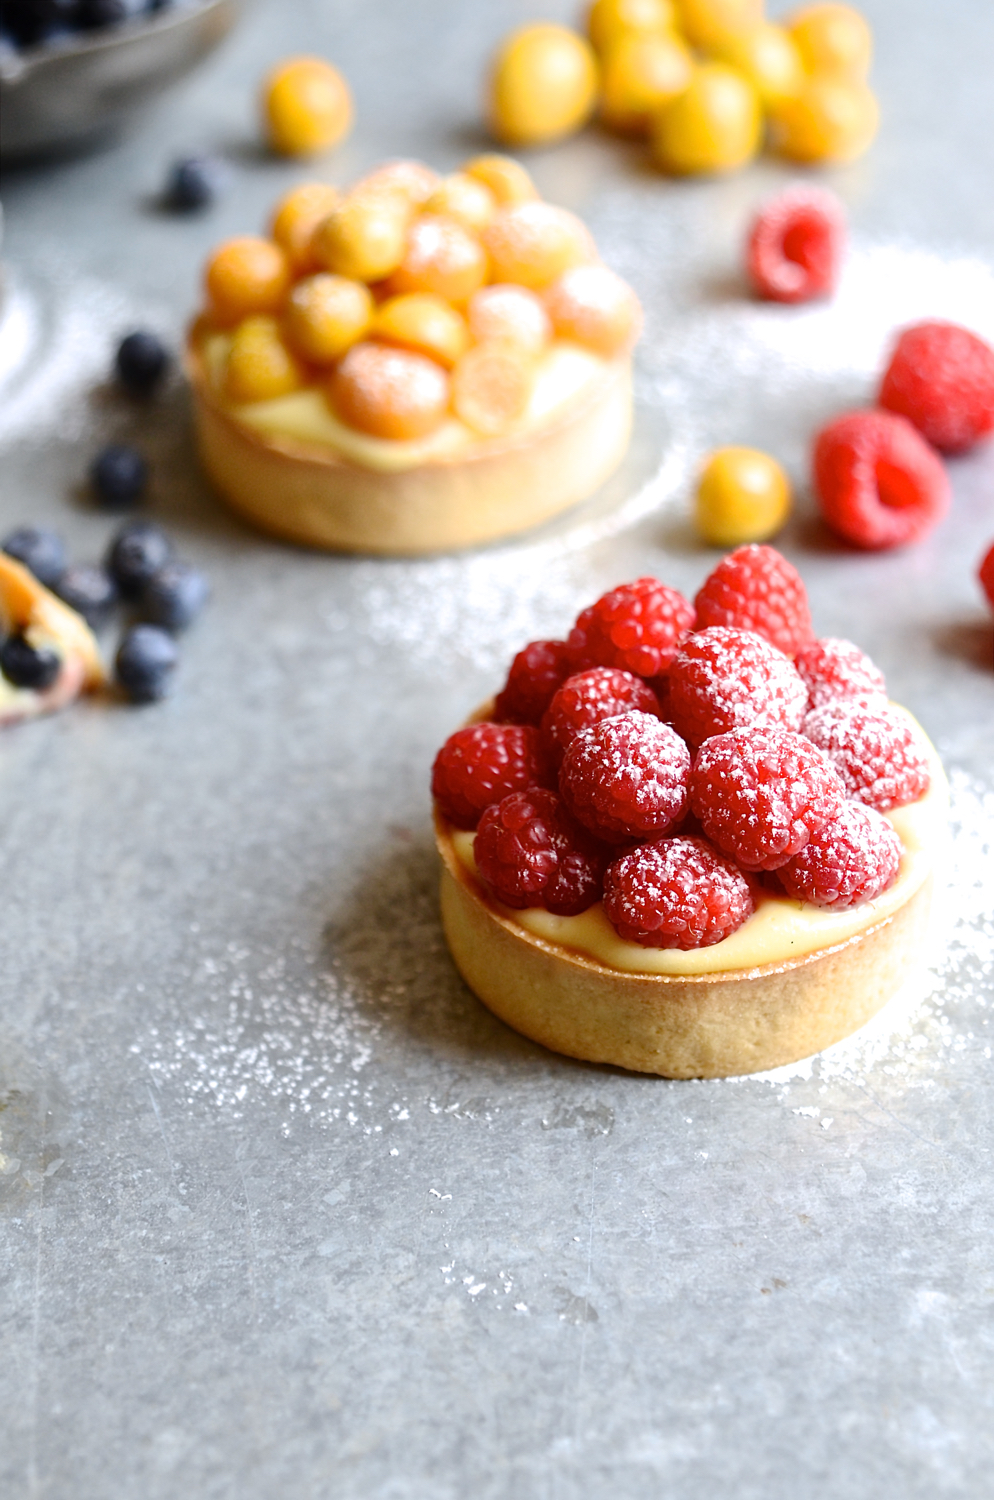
[541,666,661,765]
[747,187,846,305]
[494,638,573,724]
[812,409,951,551]
[568,577,694,679]
[668,626,808,747]
[879,321,994,455]
[603,837,755,949]
[803,700,931,812]
[474,789,606,915]
[693,544,813,657]
[433,548,928,947]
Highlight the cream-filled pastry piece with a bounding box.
[0,555,104,725]
[186,156,640,554]
[430,547,946,1078]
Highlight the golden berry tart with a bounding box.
[186,155,641,554]
[431,546,947,1079]
[0,555,104,725]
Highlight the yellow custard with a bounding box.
[450,723,947,978]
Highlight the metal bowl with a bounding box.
[0,0,240,160]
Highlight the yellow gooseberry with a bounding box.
[694,447,792,546]
[587,0,675,55]
[600,30,695,135]
[488,24,599,147]
[329,342,451,441]
[388,215,489,305]
[462,154,539,206]
[423,173,497,234]
[452,341,536,437]
[312,192,410,283]
[467,285,551,357]
[770,74,878,162]
[352,160,441,210]
[269,183,341,273]
[710,23,805,108]
[284,274,374,364]
[651,62,762,175]
[786,3,872,80]
[674,0,764,51]
[482,203,596,291]
[262,56,353,157]
[373,294,469,369]
[223,316,307,403]
[205,237,292,324]
[544,266,641,357]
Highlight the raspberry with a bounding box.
[746,187,845,305]
[778,801,903,910]
[980,541,994,612]
[879,321,994,455]
[494,638,573,725]
[568,577,695,679]
[668,626,808,748]
[474,789,606,915]
[812,409,950,551]
[559,711,691,843]
[690,726,846,871]
[603,837,755,950]
[693,544,813,657]
[541,667,662,765]
[432,722,551,830]
[802,701,931,812]
[794,636,887,710]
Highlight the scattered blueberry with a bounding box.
[165,155,223,212]
[90,444,148,510]
[140,561,208,632]
[115,330,169,396]
[54,564,119,629]
[115,624,178,703]
[1,0,75,48]
[2,526,67,589]
[106,519,174,597]
[74,0,125,29]
[0,633,61,691]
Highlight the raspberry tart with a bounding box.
[185,156,640,554]
[432,545,947,1078]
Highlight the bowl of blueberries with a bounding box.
[0,0,239,159]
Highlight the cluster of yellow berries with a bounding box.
[489,0,878,173]
[199,157,641,442]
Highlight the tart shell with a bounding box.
[185,336,633,555]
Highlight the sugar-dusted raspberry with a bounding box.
[879,321,994,455]
[603,836,755,950]
[778,801,903,910]
[978,540,994,613]
[693,544,814,657]
[494,638,573,725]
[541,667,662,765]
[668,626,808,748]
[432,722,551,830]
[812,409,950,551]
[474,788,606,915]
[568,577,695,679]
[559,711,691,843]
[690,726,846,871]
[803,701,931,812]
[747,187,845,305]
[794,636,887,710]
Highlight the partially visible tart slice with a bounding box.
[0,554,105,726]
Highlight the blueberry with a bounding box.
[115,625,178,703]
[2,526,67,588]
[2,0,75,46]
[140,561,208,632]
[74,0,126,28]
[0,633,60,690]
[115,330,169,396]
[106,520,174,597]
[165,156,223,212]
[90,444,147,510]
[54,564,118,629]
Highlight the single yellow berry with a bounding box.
[482,202,596,290]
[423,173,497,233]
[269,182,341,273]
[205,237,291,324]
[674,0,764,51]
[224,316,307,403]
[488,24,599,147]
[329,342,451,441]
[770,74,878,162]
[452,341,536,437]
[710,23,805,108]
[263,56,353,157]
[284,275,374,364]
[786,3,872,80]
[462,154,539,206]
[544,265,641,357]
[651,62,762,175]
[388,215,489,306]
[373,294,469,369]
[694,447,792,546]
[312,192,410,283]
[586,0,675,55]
[599,30,694,135]
[467,284,551,357]
[351,160,440,210]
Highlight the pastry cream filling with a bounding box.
[200,333,609,473]
[450,725,947,977]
